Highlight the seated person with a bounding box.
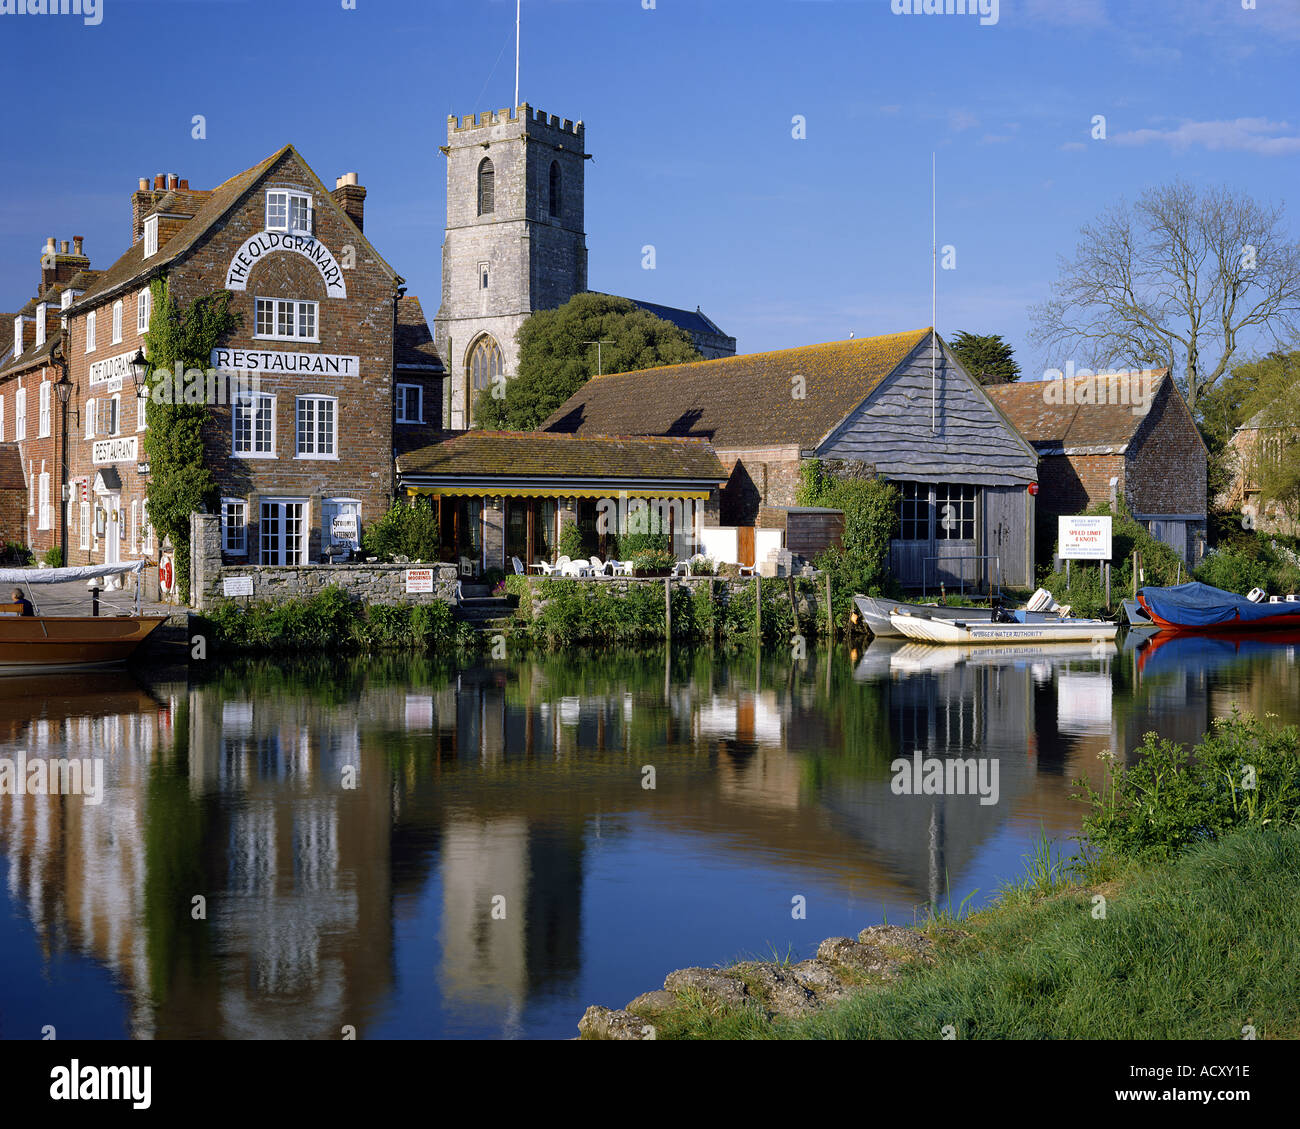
[11,588,34,617]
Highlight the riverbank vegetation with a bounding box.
[199,586,477,654]
[635,713,1300,1039]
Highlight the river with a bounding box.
[1,632,1297,1039]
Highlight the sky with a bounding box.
[1,0,1298,378]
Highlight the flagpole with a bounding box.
[515,0,521,107]
[931,151,937,434]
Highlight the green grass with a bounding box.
[650,826,1300,1039]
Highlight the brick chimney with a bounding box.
[41,235,90,294]
[332,173,366,232]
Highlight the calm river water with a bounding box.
[1,632,1297,1040]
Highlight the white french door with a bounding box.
[259,500,307,565]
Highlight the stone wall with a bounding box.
[191,512,458,610]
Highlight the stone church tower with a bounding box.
[434,105,589,429]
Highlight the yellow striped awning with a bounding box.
[406,486,712,500]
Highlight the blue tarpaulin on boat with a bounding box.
[1139,582,1300,627]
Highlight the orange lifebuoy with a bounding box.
[160,557,173,593]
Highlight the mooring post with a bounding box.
[665,575,672,642]
[825,570,833,640]
[755,574,762,641]
[1105,561,1111,610]
[1132,550,1138,598]
[91,585,100,617]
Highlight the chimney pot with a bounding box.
[154,174,165,190]
[73,236,84,255]
[178,178,189,191]
[167,173,178,190]
[138,177,149,192]
[60,241,69,254]
[44,237,56,255]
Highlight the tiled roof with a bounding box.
[985,370,1169,453]
[542,328,931,449]
[396,296,442,369]
[73,145,397,311]
[0,333,58,378]
[0,444,25,491]
[398,431,727,482]
[595,293,731,339]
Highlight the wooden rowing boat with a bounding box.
[0,615,168,673]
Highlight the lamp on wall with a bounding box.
[130,348,148,393]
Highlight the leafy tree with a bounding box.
[949,331,1022,384]
[142,279,240,598]
[473,293,701,430]
[1030,180,1300,411]
[361,498,441,561]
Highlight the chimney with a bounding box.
[167,173,178,191]
[41,237,58,292]
[178,178,189,191]
[73,236,83,257]
[154,173,165,190]
[139,178,148,192]
[60,240,69,254]
[332,173,366,232]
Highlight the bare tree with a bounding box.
[1030,181,1300,411]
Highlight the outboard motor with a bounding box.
[1247,587,1267,604]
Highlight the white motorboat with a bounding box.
[888,609,1118,645]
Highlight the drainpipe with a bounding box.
[51,330,70,566]
[391,278,406,506]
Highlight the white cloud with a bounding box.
[1112,117,1300,156]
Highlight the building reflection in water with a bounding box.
[0,633,1295,1039]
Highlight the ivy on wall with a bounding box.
[141,278,241,598]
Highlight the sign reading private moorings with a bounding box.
[88,349,138,389]
[210,348,360,377]
[92,436,139,465]
[224,231,347,298]
[405,569,434,593]
[1059,515,1112,560]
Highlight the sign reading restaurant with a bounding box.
[93,436,138,465]
[210,348,360,377]
[224,231,347,298]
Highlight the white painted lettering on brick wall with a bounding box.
[225,231,347,298]
[88,350,138,388]
[92,437,138,465]
[210,348,359,376]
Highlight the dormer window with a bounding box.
[12,316,21,358]
[35,304,46,348]
[143,215,158,258]
[266,190,313,234]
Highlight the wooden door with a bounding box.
[738,526,755,568]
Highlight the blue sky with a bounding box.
[2,0,1298,376]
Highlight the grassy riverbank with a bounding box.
[612,714,1300,1040]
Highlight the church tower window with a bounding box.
[477,158,495,216]
[468,336,504,393]
[549,161,561,218]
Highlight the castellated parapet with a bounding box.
[448,104,584,139]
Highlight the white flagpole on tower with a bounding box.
[515,0,521,107]
[931,151,937,434]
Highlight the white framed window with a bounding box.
[15,386,25,442]
[479,262,489,290]
[37,470,50,531]
[259,499,308,565]
[27,460,34,516]
[13,315,22,357]
[266,190,313,234]
[222,498,248,556]
[137,386,149,432]
[35,305,46,348]
[0,394,6,442]
[85,310,96,352]
[137,289,152,334]
[112,300,123,344]
[143,216,158,257]
[80,501,91,550]
[61,289,73,311]
[130,499,138,555]
[254,298,317,342]
[141,500,153,555]
[85,396,95,440]
[38,381,51,438]
[233,392,276,457]
[296,396,336,458]
[396,384,423,424]
[323,498,361,553]
[97,395,120,437]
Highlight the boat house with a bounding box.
[543,328,1040,589]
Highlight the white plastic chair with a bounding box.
[589,556,610,576]
[511,556,526,576]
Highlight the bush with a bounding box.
[42,546,64,568]
[558,522,586,561]
[1078,713,1300,861]
[362,499,440,562]
[632,548,676,573]
[1195,536,1300,596]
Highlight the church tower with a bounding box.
[435,104,589,429]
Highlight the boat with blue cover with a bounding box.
[1137,581,1300,633]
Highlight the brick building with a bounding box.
[0,236,99,557]
[1222,409,1300,536]
[986,370,1208,565]
[58,147,409,581]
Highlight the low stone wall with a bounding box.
[191,512,459,611]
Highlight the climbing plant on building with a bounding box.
[141,278,241,597]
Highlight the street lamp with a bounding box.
[130,348,148,392]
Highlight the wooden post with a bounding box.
[1132,550,1138,598]
[825,570,833,640]
[1066,559,1071,587]
[665,576,672,642]
[755,574,762,641]
[1105,561,1111,610]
